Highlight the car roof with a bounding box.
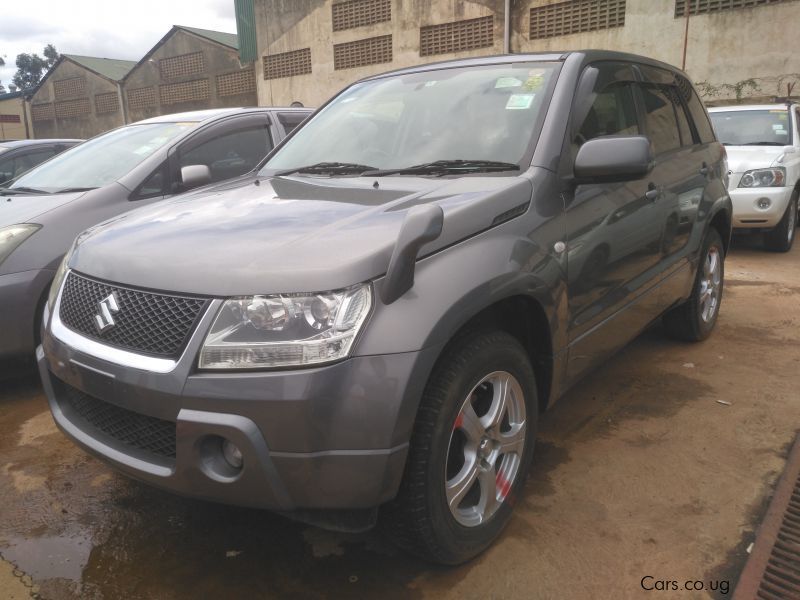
[134,106,312,125]
[708,104,797,113]
[0,138,82,150]
[357,50,689,83]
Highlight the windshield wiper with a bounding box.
[743,141,785,146]
[57,187,98,193]
[275,162,378,176]
[366,160,521,177]
[0,186,50,195]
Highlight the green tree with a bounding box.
[0,56,5,93]
[12,45,58,90]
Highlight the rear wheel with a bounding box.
[764,192,797,252]
[663,228,724,342]
[382,330,537,564]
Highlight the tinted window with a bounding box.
[278,112,309,135]
[795,109,800,143]
[666,87,694,146]
[134,163,168,199]
[577,81,639,143]
[640,84,682,154]
[178,125,272,185]
[709,110,791,146]
[677,77,715,144]
[0,149,55,184]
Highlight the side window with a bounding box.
[639,84,682,155]
[0,157,15,183]
[278,112,309,135]
[16,149,55,175]
[677,77,716,144]
[665,86,694,146]
[132,163,168,200]
[577,82,639,144]
[177,124,273,186]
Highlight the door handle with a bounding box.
[645,183,660,202]
[699,162,709,177]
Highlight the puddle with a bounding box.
[1,532,93,582]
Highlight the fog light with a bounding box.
[222,439,243,469]
[757,197,771,210]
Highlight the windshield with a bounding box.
[709,109,793,146]
[8,122,196,193]
[263,62,558,174]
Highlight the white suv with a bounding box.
[709,103,799,252]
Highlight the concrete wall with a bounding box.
[255,0,507,107]
[0,96,32,140]
[123,29,258,123]
[30,60,123,139]
[514,0,800,103]
[253,0,800,107]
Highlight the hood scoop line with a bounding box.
[381,204,444,305]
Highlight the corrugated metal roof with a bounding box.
[64,55,137,81]
[177,26,239,50]
[234,0,257,63]
[0,90,25,101]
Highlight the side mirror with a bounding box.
[574,135,654,183]
[180,164,212,189]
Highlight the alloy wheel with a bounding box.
[445,371,527,527]
[699,246,722,323]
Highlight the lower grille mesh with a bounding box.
[60,381,176,460]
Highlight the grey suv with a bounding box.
[39,51,731,564]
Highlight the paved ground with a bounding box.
[0,236,797,600]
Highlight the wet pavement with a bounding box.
[1,237,798,599]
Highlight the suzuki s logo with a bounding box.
[94,293,120,333]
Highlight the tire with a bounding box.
[764,192,797,253]
[663,228,725,342]
[382,330,538,564]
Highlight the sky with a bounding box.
[0,0,236,89]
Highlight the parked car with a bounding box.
[0,139,82,185]
[39,51,731,564]
[0,106,311,361]
[708,103,799,251]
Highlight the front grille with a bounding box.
[60,380,176,460]
[59,271,209,358]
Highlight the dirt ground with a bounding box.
[0,235,798,600]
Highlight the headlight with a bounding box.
[47,253,70,311]
[739,167,785,188]
[198,284,373,369]
[0,224,41,267]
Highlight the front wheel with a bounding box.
[764,193,797,252]
[382,330,537,564]
[663,228,725,342]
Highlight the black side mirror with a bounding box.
[574,135,654,183]
[180,164,212,190]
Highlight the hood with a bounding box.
[725,146,788,173]
[70,173,535,295]
[0,191,87,226]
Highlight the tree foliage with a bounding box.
[12,45,59,90]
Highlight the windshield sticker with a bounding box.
[133,145,153,155]
[772,124,785,131]
[522,69,547,92]
[506,94,535,110]
[776,129,788,136]
[424,80,437,87]
[495,77,523,89]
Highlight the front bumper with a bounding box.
[38,299,438,512]
[0,268,53,360]
[729,186,793,229]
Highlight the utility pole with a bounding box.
[681,0,692,71]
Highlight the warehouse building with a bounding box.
[122,25,258,123]
[236,0,800,107]
[0,90,32,140]
[29,55,135,139]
